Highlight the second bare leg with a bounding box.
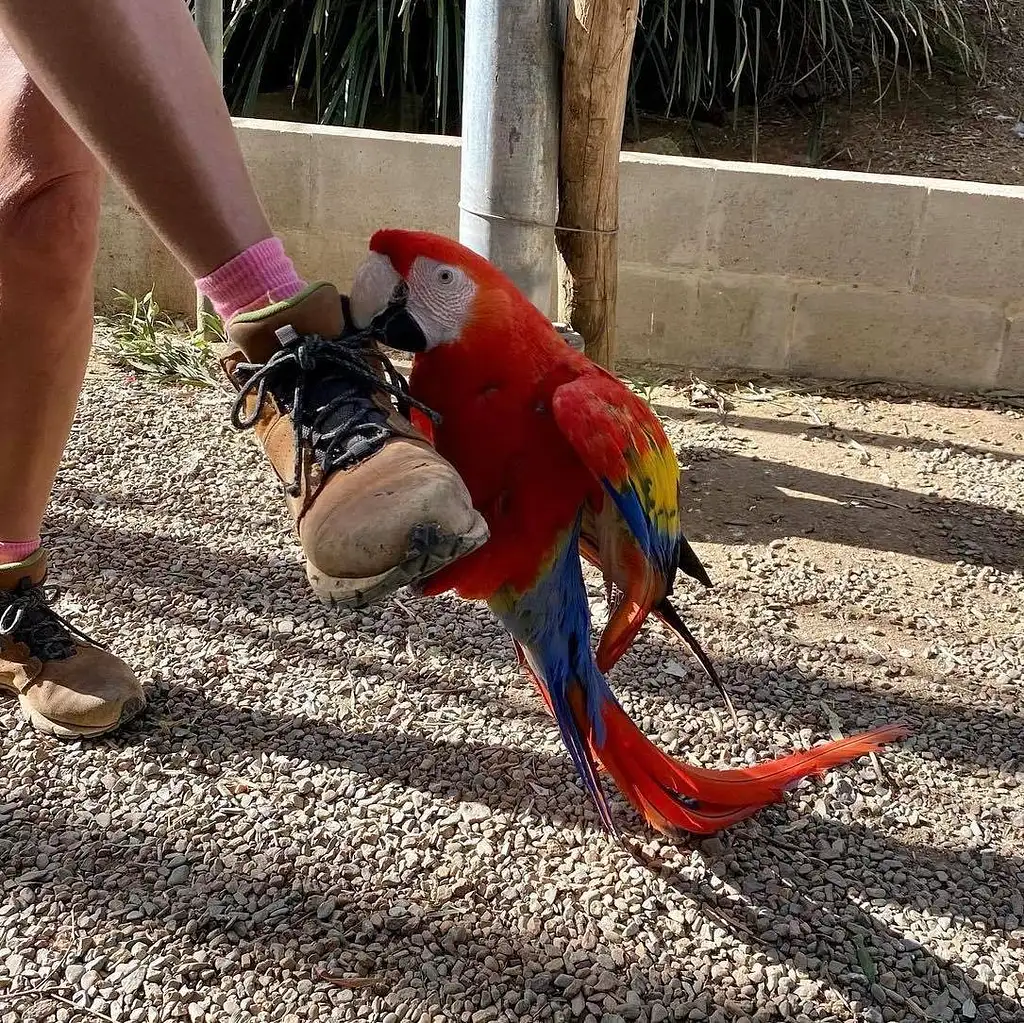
[0,36,101,541]
[0,34,146,738]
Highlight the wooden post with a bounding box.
[557,0,641,369]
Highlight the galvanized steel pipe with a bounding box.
[193,0,224,87]
[458,0,560,315]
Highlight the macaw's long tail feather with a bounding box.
[506,526,907,838]
[577,536,646,674]
[587,694,909,836]
[554,682,618,833]
[653,597,739,728]
[579,530,727,725]
[677,534,712,588]
[514,628,907,837]
[594,595,646,674]
[512,631,619,833]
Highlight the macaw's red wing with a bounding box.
[551,373,731,713]
[551,372,683,654]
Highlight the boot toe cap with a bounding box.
[300,439,481,580]
[21,647,146,737]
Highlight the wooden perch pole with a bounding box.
[557,0,641,369]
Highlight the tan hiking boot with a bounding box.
[0,550,145,737]
[221,283,488,608]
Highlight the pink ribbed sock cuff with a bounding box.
[0,539,40,566]
[195,237,306,322]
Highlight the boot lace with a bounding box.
[0,578,101,662]
[229,327,440,498]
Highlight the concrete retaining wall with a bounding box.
[96,119,1024,392]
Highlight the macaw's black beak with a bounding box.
[368,291,429,353]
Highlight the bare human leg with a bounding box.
[0,33,101,548]
[0,31,145,736]
[0,0,270,278]
[0,3,486,741]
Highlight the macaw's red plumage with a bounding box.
[348,228,908,837]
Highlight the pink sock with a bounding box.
[195,237,306,322]
[0,539,40,566]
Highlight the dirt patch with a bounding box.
[624,372,1024,814]
[626,4,1024,185]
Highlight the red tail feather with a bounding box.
[587,700,908,836]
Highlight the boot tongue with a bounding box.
[227,283,344,363]
[227,290,416,478]
[296,336,392,462]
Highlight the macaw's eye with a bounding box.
[437,267,456,285]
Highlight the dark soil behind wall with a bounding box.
[625,3,1024,186]
[246,4,1023,186]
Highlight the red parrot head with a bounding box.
[348,229,549,353]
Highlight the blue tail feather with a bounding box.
[490,516,617,831]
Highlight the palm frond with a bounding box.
[219,0,990,132]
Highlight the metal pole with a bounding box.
[194,0,225,334]
[194,0,224,86]
[459,0,560,317]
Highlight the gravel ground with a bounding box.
[1,357,1022,1023]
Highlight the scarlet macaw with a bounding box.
[348,230,907,836]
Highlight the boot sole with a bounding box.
[305,514,490,609]
[4,690,147,740]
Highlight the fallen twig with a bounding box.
[315,970,384,991]
[0,985,65,1004]
[47,993,119,1023]
[392,597,424,624]
[838,493,908,510]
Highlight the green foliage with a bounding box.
[221,0,989,133]
[94,290,222,388]
[630,0,991,121]
[224,0,463,132]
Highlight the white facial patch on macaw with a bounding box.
[405,257,477,346]
[349,251,401,329]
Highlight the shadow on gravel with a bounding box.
[1,752,1020,1023]
[44,513,1024,779]
[677,448,1023,569]
[654,404,1024,467]
[67,656,1023,1022]
[22,496,1020,1019]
